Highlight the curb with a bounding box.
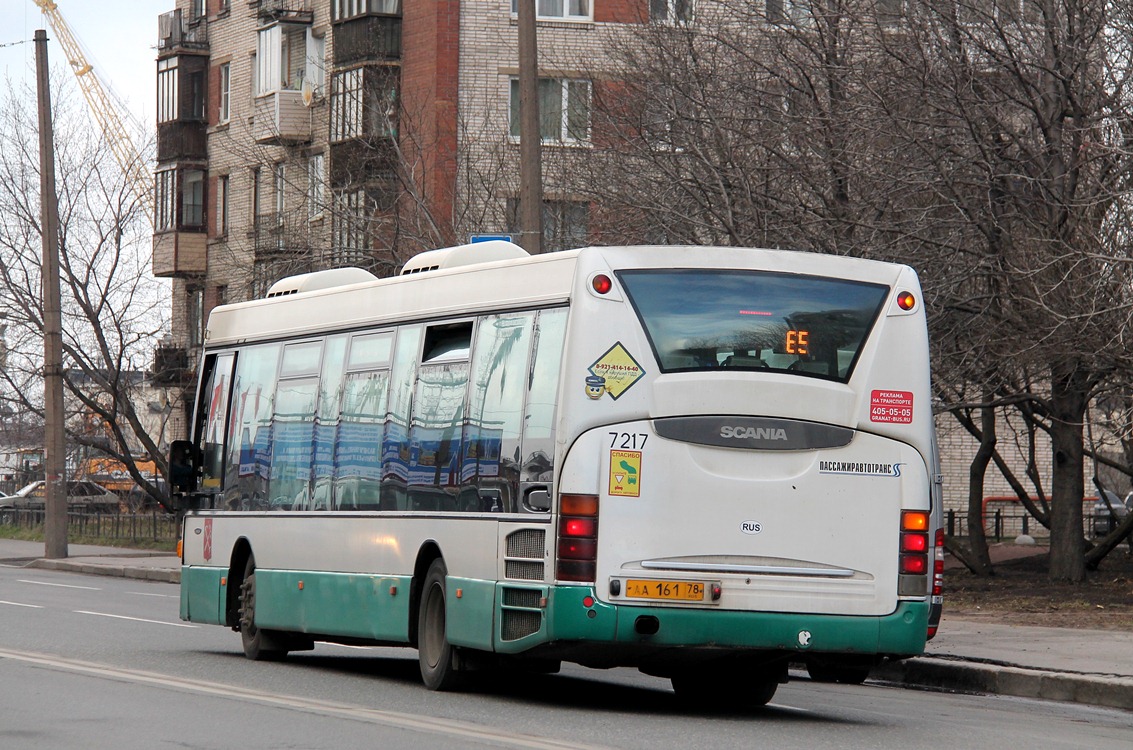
[29,559,180,584]
[874,656,1133,711]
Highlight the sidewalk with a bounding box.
[2,538,1130,711]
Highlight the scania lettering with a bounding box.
[171,242,943,708]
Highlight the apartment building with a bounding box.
[150,1,667,373]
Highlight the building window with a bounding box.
[506,198,589,253]
[509,78,590,143]
[650,0,693,22]
[219,0,230,13]
[187,68,206,121]
[182,169,205,228]
[331,68,363,141]
[216,174,229,236]
[190,0,205,21]
[766,0,811,24]
[308,153,325,220]
[157,58,178,123]
[219,62,231,123]
[155,168,176,231]
[510,0,591,20]
[305,29,326,97]
[273,163,286,214]
[257,26,282,95]
[257,23,313,96]
[333,0,401,22]
[332,188,371,266]
[187,287,204,347]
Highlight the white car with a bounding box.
[0,480,120,517]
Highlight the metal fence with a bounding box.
[946,509,1105,541]
[0,509,179,544]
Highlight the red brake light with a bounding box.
[899,554,928,575]
[897,291,916,311]
[901,532,928,553]
[592,274,613,294]
[563,517,596,538]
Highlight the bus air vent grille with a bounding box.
[505,560,544,580]
[501,609,542,641]
[506,529,545,559]
[502,588,543,608]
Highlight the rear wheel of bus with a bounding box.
[670,661,784,709]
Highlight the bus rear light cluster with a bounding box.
[932,528,945,598]
[899,511,930,576]
[557,494,599,582]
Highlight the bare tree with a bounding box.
[582,1,1133,581]
[0,74,179,510]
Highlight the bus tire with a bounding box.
[239,557,287,662]
[671,664,780,709]
[806,659,871,685]
[417,558,463,691]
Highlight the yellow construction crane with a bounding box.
[33,0,154,226]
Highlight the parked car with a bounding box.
[0,480,121,518]
[1092,490,1133,537]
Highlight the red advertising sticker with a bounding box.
[870,390,914,424]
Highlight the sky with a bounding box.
[0,0,174,125]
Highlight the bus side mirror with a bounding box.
[169,440,199,494]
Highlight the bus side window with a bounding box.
[198,352,235,500]
[466,312,535,512]
[224,343,282,511]
[380,325,422,511]
[521,308,567,500]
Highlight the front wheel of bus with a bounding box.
[418,558,463,691]
[239,557,286,662]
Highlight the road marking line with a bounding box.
[126,591,179,599]
[19,579,101,590]
[74,610,198,628]
[0,648,613,750]
[0,600,44,608]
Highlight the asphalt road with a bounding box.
[1,565,1130,749]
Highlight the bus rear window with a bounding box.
[617,269,889,382]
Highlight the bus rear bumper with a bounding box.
[501,585,929,660]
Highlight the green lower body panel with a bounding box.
[181,565,928,661]
[180,566,227,625]
[253,570,413,642]
[540,588,929,657]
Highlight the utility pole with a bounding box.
[517,0,543,254]
[35,28,68,559]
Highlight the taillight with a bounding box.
[898,511,930,585]
[932,528,945,598]
[557,493,599,582]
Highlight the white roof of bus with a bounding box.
[204,246,914,347]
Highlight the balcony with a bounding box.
[333,15,402,65]
[253,90,311,145]
[157,9,209,55]
[151,344,191,386]
[152,231,207,278]
[257,0,314,24]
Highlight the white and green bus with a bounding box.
[173,242,943,706]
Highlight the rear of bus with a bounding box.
[546,246,941,698]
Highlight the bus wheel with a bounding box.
[417,558,463,691]
[806,659,871,685]
[671,665,780,709]
[239,557,286,662]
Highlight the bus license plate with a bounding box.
[624,579,705,602]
